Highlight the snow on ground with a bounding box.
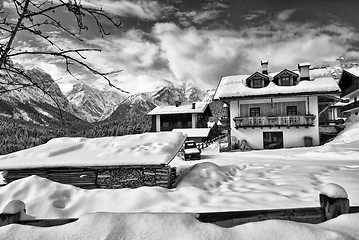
[0,119,359,239]
[1,211,359,240]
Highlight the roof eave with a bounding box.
[216,90,340,101]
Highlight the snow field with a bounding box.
[0,119,359,239]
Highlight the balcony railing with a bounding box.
[341,101,359,113]
[233,115,316,128]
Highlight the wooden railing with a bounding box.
[2,206,359,228]
[233,115,316,128]
[0,184,356,228]
[196,134,227,150]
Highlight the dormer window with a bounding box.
[252,78,264,88]
[280,76,291,86]
[246,72,270,89]
[273,69,299,86]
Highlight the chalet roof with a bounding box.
[344,67,359,77]
[172,128,211,138]
[147,102,209,115]
[213,68,340,100]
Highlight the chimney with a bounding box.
[298,62,311,80]
[192,102,196,109]
[175,100,181,107]
[261,60,269,74]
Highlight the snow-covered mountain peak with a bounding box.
[66,82,128,122]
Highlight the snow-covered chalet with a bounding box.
[147,101,212,132]
[213,61,340,150]
[339,67,359,117]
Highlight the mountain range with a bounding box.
[0,67,87,127]
[66,82,129,122]
[0,65,215,126]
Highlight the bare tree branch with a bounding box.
[0,0,127,123]
[0,0,31,67]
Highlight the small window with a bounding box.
[176,121,182,127]
[281,76,291,86]
[252,78,263,88]
[250,107,261,117]
[355,97,358,102]
[162,122,169,127]
[286,106,297,115]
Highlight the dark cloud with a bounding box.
[3,0,359,93]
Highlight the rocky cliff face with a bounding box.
[0,67,85,125]
[66,82,128,122]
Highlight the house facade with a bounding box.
[213,61,340,150]
[339,67,359,116]
[147,102,212,132]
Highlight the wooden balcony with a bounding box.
[341,101,359,113]
[233,115,316,128]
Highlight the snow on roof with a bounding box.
[0,132,187,169]
[147,102,208,115]
[214,68,340,100]
[344,67,359,77]
[172,128,211,138]
[298,62,311,67]
[333,99,349,107]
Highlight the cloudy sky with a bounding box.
[4,0,359,94]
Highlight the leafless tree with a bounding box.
[0,0,128,106]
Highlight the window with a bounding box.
[252,78,263,88]
[250,107,261,117]
[355,97,358,102]
[176,121,182,127]
[162,122,169,128]
[286,106,298,115]
[281,76,291,86]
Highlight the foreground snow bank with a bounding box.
[0,211,358,240]
[177,162,245,191]
[294,119,359,160]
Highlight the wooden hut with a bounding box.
[0,132,186,189]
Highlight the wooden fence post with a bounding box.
[319,183,350,220]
